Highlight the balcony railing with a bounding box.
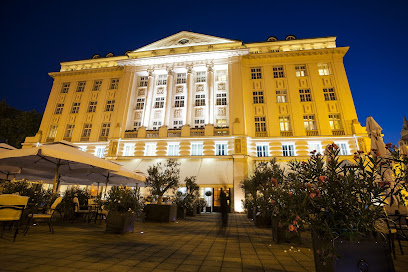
[146,131,159,138]
[306,130,319,136]
[46,138,55,142]
[332,129,345,136]
[167,129,181,137]
[255,131,268,137]
[99,136,108,142]
[124,131,138,138]
[80,137,89,142]
[280,131,293,137]
[214,127,229,136]
[190,128,205,136]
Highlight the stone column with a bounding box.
[164,68,174,127]
[207,64,214,124]
[186,66,194,126]
[142,69,154,128]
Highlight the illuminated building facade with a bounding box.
[24,31,369,212]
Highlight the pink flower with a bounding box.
[288,192,293,196]
[310,193,316,199]
[271,178,278,186]
[318,176,327,182]
[288,224,297,232]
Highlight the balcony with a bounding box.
[124,130,138,138]
[99,136,108,142]
[146,130,159,138]
[332,129,345,136]
[63,137,72,142]
[190,128,205,136]
[255,131,268,137]
[80,137,89,142]
[46,138,55,143]
[214,127,229,136]
[306,130,319,136]
[167,129,181,137]
[280,131,293,137]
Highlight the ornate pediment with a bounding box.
[134,31,237,52]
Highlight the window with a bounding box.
[279,116,291,131]
[55,103,64,114]
[335,142,350,155]
[276,90,288,103]
[64,124,75,138]
[71,102,80,113]
[136,98,145,110]
[194,119,205,128]
[152,121,162,130]
[196,71,206,83]
[48,125,58,138]
[109,78,119,89]
[273,66,285,78]
[157,74,167,85]
[299,89,312,102]
[87,101,97,112]
[295,65,307,77]
[93,80,102,91]
[123,144,135,156]
[133,121,141,129]
[175,96,184,107]
[100,123,110,137]
[154,97,165,108]
[216,143,227,156]
[191,143,203,156]
[251,67,262,79]
[76,81,86,92]
[61,82,70,93]
[176,73,187,84]
[253,91,264,104]
[329,114,342,130]
[82,123,92,137]
[168,143,180,156]
[216,119,227,128]
[139,76,148,87]
[195,94,206,106]
[282,144,295,156]
[145,143,156,156]
[216,93,227,105]
[318,63,331,75]
[309,142,322,154]
[105,100,115,112]
[95,147,105,158]
[323,88,336,101]
[216,70,227,81]
[256,144,268,157]
[254,117,266,132]
[173,120,183,129]
[303,115,317,131]
[78,146,87,152]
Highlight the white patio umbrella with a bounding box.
[366,116,389,157]
[398,116,408,156]
[0,143,21,179]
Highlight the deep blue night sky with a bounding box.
[1,0,407,144]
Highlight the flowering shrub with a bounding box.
[62,186,90,211]
[103,186,144,216]
[1,179,54,207]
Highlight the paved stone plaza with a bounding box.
[1,213,407,272]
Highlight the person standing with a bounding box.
[220,189,228,228]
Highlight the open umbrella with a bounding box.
[0,143,21,179]
[398,116,408,156]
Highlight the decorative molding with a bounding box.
[157,87,165,95]
[134,111,143,119]
[138,89,146,96]
[49,66,124,78]
[217,107,226,116]
[195,108,204,117]
[217,83,226,91]
[244,47,348,60]
[154,111,162,119]
[176,86,184,93]
[174,109,182,118]
[196,85,204,92]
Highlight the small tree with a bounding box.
[145,159,180,205]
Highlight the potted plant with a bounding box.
[204,190,212,213]
[61,186,90,219]
[184,176,199,217]
[144,159,180,222]
[196,198,207,214]
[103,185,144,234]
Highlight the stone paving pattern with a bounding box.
[1,213,407,272]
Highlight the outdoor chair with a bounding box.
[94,204,108,224]
[24,196,62,235]
[0,194,29,242]
[382,210,404,259]
[71,197,91,222]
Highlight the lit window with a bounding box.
[87,101,97,112]
[64,124,75,138]
[255,117,266,132]
[145,143,156,156]
[299,89,312,102]
[82,123,92,137]
[303,115,317,131]
[216,93,227,105]
[308,142,322,154]
[329,114,342,130]
[78,146,87,152]
[295,65,307,77]
[93,80,102,91]
[216,119,227,128]
[323,88,336,101]
[100,123,110,137]
[61,83,70,93]
[273,66,285,78]
[71,102,80,113]
[176,73,187,84]
[256,144,268,157]
[173,120,183,129]
[136,98,145,110]
[282,144,295,156]
[95,147,106,158]
[76,81,86,92]
[154,97,165,108]
[168,143,180,156]
[139,76,148,87]
[194,119,205,128]
[195,94,206,106]
[110,78,119,89]
[196,71,206,83]
[253,91,264,104]
[157,75,167,86]
[335,142,350,155]
[123,144,135,156]
[251,67,262,79]
[152,121,162,130]
[318,63,331,76]
[216,70,227,81]
[133,121,141,129]
[216,143,227,156]
[279,116,291,131]
[48,125,58,138]
[55,103,64,114]
[191,143,203,156]
[105,100,115,112]
[276,90,287,103]
[175,96,185,108]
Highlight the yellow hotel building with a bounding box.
[24,31,369,212]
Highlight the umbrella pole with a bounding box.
[104,173,110,198]
[52,163,61,194]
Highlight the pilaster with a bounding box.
[143,69,155,128]
[186,66,194,126]
[164,68,174,127]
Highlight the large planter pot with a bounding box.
[253,207,271,227]
[144,204,177,222]
[105,212,136,234]
[186,204,197,217]
[206,207,212,213]
[177,206,186,219]
[271,216,301,244]
[312,232,395,272]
